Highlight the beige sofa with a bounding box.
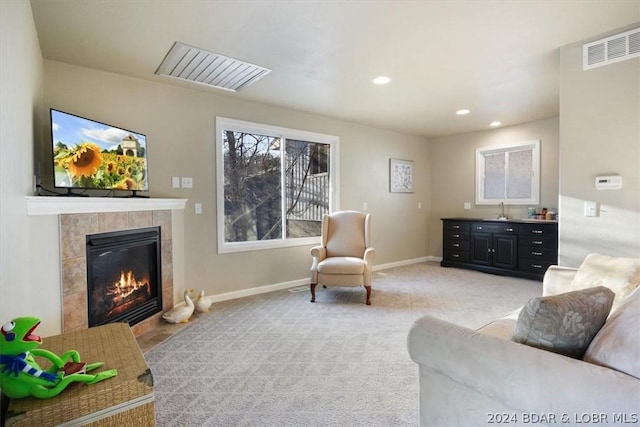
[407,254,640,426]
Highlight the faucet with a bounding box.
[498,202,507,219]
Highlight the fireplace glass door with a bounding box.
[86,227,162,327]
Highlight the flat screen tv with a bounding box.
[51,109,148,194]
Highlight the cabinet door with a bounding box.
[470,233,492,266]
[493,234,518,270]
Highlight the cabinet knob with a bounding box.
[476,226,483,230]
[532,230,543,234]
[452,254,460,258]
[453,225,460,229]
[505,228,514,232]
[453,234,460,238]
[453,243,460,247]
[531,264,542,269]
[532,251,543,256]
[532,241,543,245]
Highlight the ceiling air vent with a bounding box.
[155,42,271,92]
[583,27,640,70]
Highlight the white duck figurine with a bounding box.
[162,289,195,323]
[195,290,213,313]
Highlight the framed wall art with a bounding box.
[389,159,414,193]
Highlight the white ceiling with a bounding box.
[29,0,639,139]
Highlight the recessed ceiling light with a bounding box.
[490,121,502,127]
[456,109,470,115]
[373,76,391,85]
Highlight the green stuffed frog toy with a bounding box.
[0,316,117,399]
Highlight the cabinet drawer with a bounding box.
[443,250,469,262]
[518,258,556,274]
[519,223,558,237]
[470,223,518,234]
[443,221,470,232]
[443,231,469,241]
[443,240,469,251]
[519,236,557,248]
[518,246,557,261]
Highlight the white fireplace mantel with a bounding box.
[25,196,187,216]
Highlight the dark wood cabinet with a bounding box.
[441,218,557,280]
[442,221,470,263]
[517,223,558,276]
[469,222,518,270]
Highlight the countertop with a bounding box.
[441,217,558,224]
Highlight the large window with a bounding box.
[216,117,339,253]
[476,140,540,205]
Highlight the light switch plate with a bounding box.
[464,202,471,210]
[195,203,202,214]
[181,177,193,188]
[584,200,598,217]
[172,177,180,188]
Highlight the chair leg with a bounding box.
[310,283,317,303]
[364,285,371,305]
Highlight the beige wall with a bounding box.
[0,1,54,333]
[558,25,640,266]
[427,117,560,257]
[38,60,430,317]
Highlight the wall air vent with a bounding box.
[583,27,640,70]
[155,42,271,92]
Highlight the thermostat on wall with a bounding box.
[595,175,622,190]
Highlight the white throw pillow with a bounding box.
[583,286,640,379]
[570,253,640,312]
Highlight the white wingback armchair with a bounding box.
[309,211,376,305]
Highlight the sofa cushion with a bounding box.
[570,253,640,312]
[510,286,614,359]
[583,286,640,379]
[476,308,521,339]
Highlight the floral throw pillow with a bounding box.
[510,286,615,359]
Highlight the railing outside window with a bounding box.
[216,117,339,253]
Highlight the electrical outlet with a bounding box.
[464,202,471,210]
[195,203,202,214]
[363,202,368,211]
[181,177,193,188]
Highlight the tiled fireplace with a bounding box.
[25,196,186,338]
[60,210,173,337]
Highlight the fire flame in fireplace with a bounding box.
[108,270,151,302]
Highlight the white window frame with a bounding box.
[216,117,340,254]
[475,140,540,205]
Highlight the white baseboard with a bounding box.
[203,256,439,304]
[209,277,309,303]
[373,256,440,270]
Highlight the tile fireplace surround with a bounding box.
[25,197,186,337]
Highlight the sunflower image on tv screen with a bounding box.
[51,110,149,191]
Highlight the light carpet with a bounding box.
[145,261,541,426]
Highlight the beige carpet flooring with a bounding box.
[145,261,541,426]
